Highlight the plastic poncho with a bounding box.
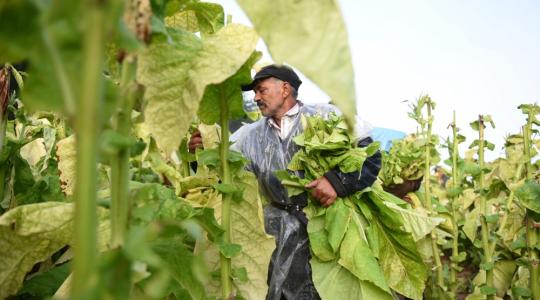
[232,102,337,300]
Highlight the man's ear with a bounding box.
[282,82,290,98]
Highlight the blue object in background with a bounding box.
[371,127,407,151]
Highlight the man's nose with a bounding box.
[254,91,262,102]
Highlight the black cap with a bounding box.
[241,64,302,91]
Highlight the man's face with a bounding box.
[253,77,286,117]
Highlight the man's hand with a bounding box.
[305,177,338,207]
[188,129,203,153]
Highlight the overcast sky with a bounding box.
[217,0,540,160]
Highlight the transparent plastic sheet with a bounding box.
[231,101,381,299]
[230,103,336,299]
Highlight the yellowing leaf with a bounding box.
[20,138,46,167]
[236,0,357,126]
[473,260,517,298]
[138,24,258,155]
[384,202,444,242]
[198,123,221,150]
[0,202,110,299]
[56,135,76,196]
[165,10,199,32]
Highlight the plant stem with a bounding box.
[111,57,138,248]
[71,2,106,297]
[523,118,540,300]
[219,89,233,299]
[423,100,444,294]
[477,115,494,300]
[450,111,459,297]
[281,180,305,189]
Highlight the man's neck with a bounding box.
[271,99,298,127]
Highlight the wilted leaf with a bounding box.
[56,135,76,196]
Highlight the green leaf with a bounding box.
[312,258,394,300]
[197,148,220,168]
[213,183,238,194]
[99,129,138,156]
[512,286,532,297]
[515,180,540,213]
[236,0,357,127]
[480,262,495,271]
[480,286,497,295]
[217,242,242,258]
[325,199,352,253]
[361,190,428,300]
[18,262,71,297]
[152,240,208,300]
[307,214,337,261]
[232,267,248,283]
[337,211,390,293]
[485,214,499,224]
[187,2,224,34]
[138,24,258,155]
[198,51,261,125]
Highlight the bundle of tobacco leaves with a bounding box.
[379,133,440,187]
[276,114,435,300]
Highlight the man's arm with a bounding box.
[323,136,382,197]
[305,136,382,207]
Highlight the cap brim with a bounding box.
[240,75,272,91]
[241,82,255,91]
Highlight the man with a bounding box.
[191,64,381,300]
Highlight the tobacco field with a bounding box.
[0,0,538,299]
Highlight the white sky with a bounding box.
[217,0,540,161]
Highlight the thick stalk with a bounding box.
[523,121,540,300]
[478,116,494,299]
[423,103,444,293]
[71,2,105,297]
[111,58,138,248]
[219,91,233,299]
[450,111,459,296]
